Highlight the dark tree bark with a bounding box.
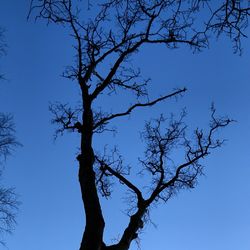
[78,95,105,250]
[28,1,248,250]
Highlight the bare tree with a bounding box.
[0,29,20,245]
[29,1,248,250]
[0,114,19,245]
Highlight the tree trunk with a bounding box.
[102,208,146,250]
[79,165,105,250]
[78,102,105,250]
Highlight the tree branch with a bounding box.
[94,88,186,131]
[145,107,233,205]
[95,156,144,204]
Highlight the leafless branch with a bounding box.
[0,113,20,244]
[143,106,233,205]
[0,114,20,163]
[93,88,186,131]
[0,186,19,245]
[95,149,143,204]
[49,103,82,138]
[205,0,250,53]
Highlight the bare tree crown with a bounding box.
[28,1,247,250]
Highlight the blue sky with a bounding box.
[0,1,250,250]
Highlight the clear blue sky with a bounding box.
[0,1,250,250]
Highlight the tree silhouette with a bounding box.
[0,29,20,246]
[29,1,248,250]
[0,114,19,245]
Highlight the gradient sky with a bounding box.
[0,1,250,250]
